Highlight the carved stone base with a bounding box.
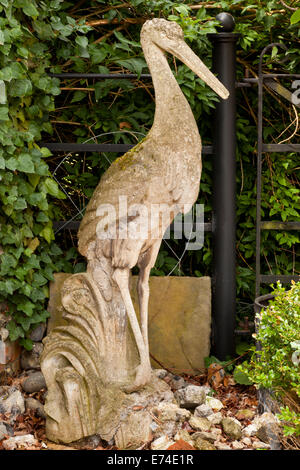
[41,272,173,446]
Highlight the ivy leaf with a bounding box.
[114,58,147,78]
[0,80,7,104]
[233,367,253,385]
[17,153,35,173]
[20,0,39,17]
[39,221,54,244]
[44,177,66,199]
[0,105,9,121]
[290,9,300,24]
[17,299,35,317]
[71,91,87,103]
[9,79,32,97]
[75,36,88,48]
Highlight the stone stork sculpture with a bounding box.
[77,19,229,391]
[41,19,229,444]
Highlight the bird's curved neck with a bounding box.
[141,39,198,142]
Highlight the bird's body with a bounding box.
[78,18,228,391]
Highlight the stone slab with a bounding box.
[47,273,211,373]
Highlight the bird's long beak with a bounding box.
[168,40,229,99]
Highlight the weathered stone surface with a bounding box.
[152,402,191,422]
[214,441,232,450]
[253,411,280,427]
[192,430,219,443]
[231,440,244,450]
[151,401,190,437]
[241,437,252,446]
[48,274,212,374]
[194,403,214,418]
[25,398,46,418]
[207,412,223,425]
[151,435,175,450]
[243,423,258,437]
[0,421,13,440]
[256,423,281,449]
[115,411,152,450]
[153,369,168,379]
[22,371,46,393]
[168,375,186,390]
[189,416,212,432]
[194,437,216,450]
[20,342,43,370]
[252,440,271,449]
[221,418,242,440]
[174,385,206,408]
[174,429,194,446]
[0,386,25,416]
[205,396,223,411]
[30,324,47,342]
[2,434,38,450]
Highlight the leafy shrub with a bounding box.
[238,282,300,437]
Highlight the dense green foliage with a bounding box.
[238,282,300,437]
[0,1,299,347]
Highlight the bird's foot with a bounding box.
[122,363,152,393]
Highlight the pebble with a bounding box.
[205,396,224,411]
[169,375,186,390]
[20,342,43,370]
[221,417,242,440]
[22,371,46,393]
[29,324,46,342]
[25,397,46,418]
[174,430,194,446]
[252,440,271,449]
[192,430,220,443]
[174,385,206,409]
[189,416,212,432]
[241,437,252,446]
[193,437,216,450]
[231,440,244,450]
[153,369,168,379]
[194,404,213,418]
[0,386,25,416]
[214,441,232,450]
[256,423,281,449]
[0,422,8,440]
[207,412,223,425]
[2,434,38,450]
[253,411,280,427]
[152,402,191,422]
[151,435,174,450]
[243,423,258,437]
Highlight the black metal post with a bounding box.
[208,14,239,360]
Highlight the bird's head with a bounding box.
[141,18,229,100]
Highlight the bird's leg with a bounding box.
[137,240,162,358]
[112,267,151,392]
[137,267,150,357]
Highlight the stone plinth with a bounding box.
[47,273,211,373]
